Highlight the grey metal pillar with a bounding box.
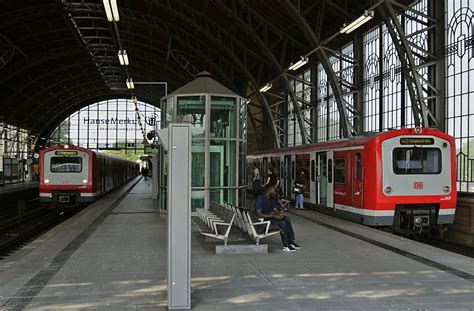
[157,124,192,311]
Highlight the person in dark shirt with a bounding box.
[255,185,301,252]
[262,168,278,188]
[295,169,305,210]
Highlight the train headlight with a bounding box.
[443,185,450,193]
[45,179,50,184]
[64,144,69,149]
[82,179,88,184]
[414,217,423,225]
[384,185,393,194]
[414,126,422,134]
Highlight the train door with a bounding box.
[327,150,334,209]
[283,155,292,198]
[352,152,364,209]
[310,153,317,204]
[317,152,327,205]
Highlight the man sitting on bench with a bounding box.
[255,185,301,252]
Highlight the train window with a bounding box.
[328,159,332,183]
[292,161,295,180]
[311,160,315,182]
[50,157,82,173]
[356,154,362,180]
[393,148,441,175]
[334,158,346,184]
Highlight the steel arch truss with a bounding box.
[381,0,441,128]
[281,0,359,139]
[213,0,312,147]
[62,1,125,90]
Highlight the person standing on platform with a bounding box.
[252,164,260,195]
[263,167,278,189]
[141,166,148,180]
[294,169,305,210]
[255,185,301,252]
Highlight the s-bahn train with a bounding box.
[247,128,457,236]
[39,145,139,205]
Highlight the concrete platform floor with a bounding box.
[0,178,473,310]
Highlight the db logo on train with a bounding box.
[413,181,424,190]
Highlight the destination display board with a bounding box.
[399,138,434,145]
[55,150,78,156]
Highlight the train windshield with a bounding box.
[392,148,441,175]
[51,157,82,173]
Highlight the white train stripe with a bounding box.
[438,208,456,215]
[335,204,456,217]
[334,204,395,217]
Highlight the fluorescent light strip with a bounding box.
[122,50,129,65]
[289,56,309,71]
[118,50,125,65]
[110,0,120,22]
[118,50,129,66]
[259,83,272,93]
[126,78,134,89]
[340,10,374,34]
[103,0,113,22]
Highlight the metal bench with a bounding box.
[224,203,280,245]
[196,202,235,246]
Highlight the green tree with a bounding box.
[102,149,143,162]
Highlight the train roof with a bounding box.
[40,145,138,164]
[249,128,453,157]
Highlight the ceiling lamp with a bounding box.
[126,78,134,89]
[118,50,129,66]
[289,56,309,71]
[103,0,120,22]
[340,10,374,34]
[259,83,272,93]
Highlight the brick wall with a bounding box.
[447,194,474,247]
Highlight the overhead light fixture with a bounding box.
[126,78,134,89]
[259,83,272,93]
[122,50,129,65]
[118,50,129,66]
[118,50,124,65]
[289,56,309,71]
[340,10,374,34]
[103,0,120,22]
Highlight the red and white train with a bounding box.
[247,128,457,235]
[40,145,139,204]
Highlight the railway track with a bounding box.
[283,203,474,258]
[378,227,474,258]
[0,204,83,258]
[423,237,474,258]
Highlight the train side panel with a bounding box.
[40,145,139,205]
[247,128,457,233]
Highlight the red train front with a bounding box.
[40,145,138,205]
[248,128,457,236]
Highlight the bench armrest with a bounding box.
[251,220,271,235]
[212,221,230,234]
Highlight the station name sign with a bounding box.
[400,138,434,145]
[55,151,78,156]
[83,117,138,125]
